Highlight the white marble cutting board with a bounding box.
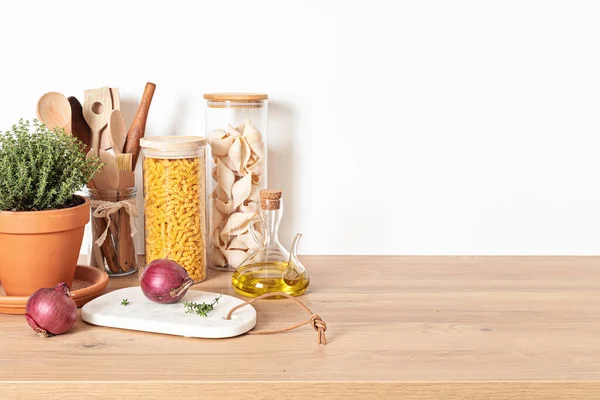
[82,287,256,338]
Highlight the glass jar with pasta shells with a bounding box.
[139,136,207,282]
[204,93,268,271]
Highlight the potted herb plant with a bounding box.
[0,120,101,296]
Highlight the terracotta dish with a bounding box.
[0,265,109,314]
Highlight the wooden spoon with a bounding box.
[108,110,127,154]
[83,87,119,190]
[36,92,72,133]
[67,97,91,153]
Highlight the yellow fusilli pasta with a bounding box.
[143,156,206,281]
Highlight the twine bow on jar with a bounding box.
[90,199,138,246]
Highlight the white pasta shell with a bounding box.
[236,123,245,133]
[220,212,256,236]
[246,154,258,167]
[232,174,252,209]
[239,200,259,213]
[227,139,242,173]
[240,137,252,170]
[243,119,261,140]
[211,202,226,230]
[209,246,227,265]
[249,184,261,202]
[216,158,235,200]
[244,155,262,176]
[228,124,242,137]
[215,197,236,214]
[248,139,264,159]
[243,120,264,159]
[210,227,227,249]
[208,129,234,157]
[208,129,227,141]
[224,249,250,268]
[219,155,238,172]
[228,234,250,250]
[228,136,251,174]
[216,186,229,202]
[246,160,265,176]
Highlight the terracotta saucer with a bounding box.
[0,265,109,315]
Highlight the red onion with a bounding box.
[140,259,195,304]
[25,282,77,337]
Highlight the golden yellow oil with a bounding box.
[231,262,310,297]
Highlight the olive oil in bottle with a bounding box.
[231,190,310,298]
[232,262,310,297]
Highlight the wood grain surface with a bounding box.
[1,256,600,399]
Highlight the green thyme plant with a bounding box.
[0,119,101,211]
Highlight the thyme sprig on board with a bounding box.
[183,295,222,317]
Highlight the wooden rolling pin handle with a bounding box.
[125,82,156,168]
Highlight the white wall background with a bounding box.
[1,0,600,255]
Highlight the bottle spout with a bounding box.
[289,233,302,262]
[283,233,302,285]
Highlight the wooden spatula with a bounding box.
[110,87,120,110]
[102,88,121,151]
[109,110,127,154]
[116,153,135,272]
[67,96,92,153]
[83,87,119,190]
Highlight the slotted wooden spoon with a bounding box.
[83,87,119,190]
[85,88,116,150]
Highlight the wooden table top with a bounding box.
[1,256,600,399]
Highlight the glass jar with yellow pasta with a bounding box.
[139,136,207,282]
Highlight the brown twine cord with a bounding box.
[90,199,138,247]
[225,292,327,345]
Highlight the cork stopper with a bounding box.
[260,189,283,210]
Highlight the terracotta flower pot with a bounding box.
[0,197,90,296]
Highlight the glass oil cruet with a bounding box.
[231,189,310,297]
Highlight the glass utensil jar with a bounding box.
[82,187,138,276]
[204,93,268,271]
[140,136,207,282]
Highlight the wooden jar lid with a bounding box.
[140,136,207,149]
[140,136,207,159]
[203,93,268,101]
[204,93,268,108]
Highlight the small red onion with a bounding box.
[25,282,77,337]
[140,259,195,304]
